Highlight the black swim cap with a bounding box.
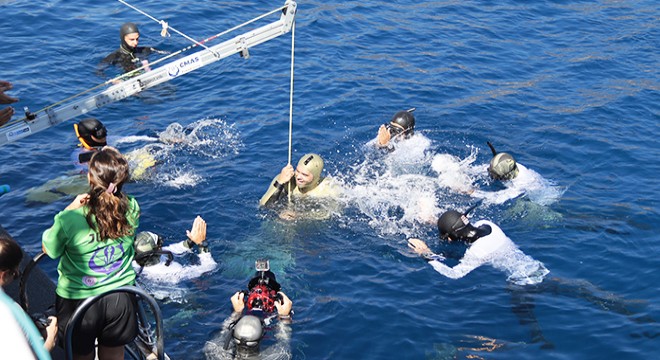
[437,210,470,240]
[120,22,140,51]
[390,110,415,136]
[76,118,107,148]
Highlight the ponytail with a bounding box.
[85,147,133,240]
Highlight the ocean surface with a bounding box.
[1,0,658,359]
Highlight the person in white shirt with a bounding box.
[408,207,652,348]
[408,208,549,286]
[132,216,217,296]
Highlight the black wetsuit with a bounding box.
[98,46,167,77]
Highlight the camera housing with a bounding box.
[255,259,269,272]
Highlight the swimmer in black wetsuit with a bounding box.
[204,263,293,360]
[376,108,416,149]
[97,22,168,78]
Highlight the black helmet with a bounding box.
[388,110,415,137]
[120,22,140,51]
[75,118,107,149]
[437,210,470,240]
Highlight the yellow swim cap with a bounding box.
[297,153,324,189]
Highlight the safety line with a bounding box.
[118,0,215,54]
[287,20,296,202]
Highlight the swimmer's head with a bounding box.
[386,109,415,139]
[74,118,107,150]
[296,153,324,190]
[120,22,140,52]
[232,315,263,355]
[488,152,519,181]
[134,231,163,267]
[486,141,519,181]
[437,210,471,241]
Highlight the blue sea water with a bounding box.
[1,0,659,359]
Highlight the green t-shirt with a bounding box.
[42,196,140,299]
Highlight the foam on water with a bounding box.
[114,117,243,188]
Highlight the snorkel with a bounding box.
[133,231,174,268]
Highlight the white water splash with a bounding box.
[339,134,447,237]
[339,136,565,237]
[114,117,242,188]
[471,164,565,206]
[430,147,565,206]
[431,146,483,195]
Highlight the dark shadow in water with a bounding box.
[509,277,657,349]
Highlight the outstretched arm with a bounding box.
[183,216,209,253]
[408,238,482,279]
[259,292,293,359]
[408,238,445,262]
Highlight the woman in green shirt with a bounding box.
[42,146,139,360]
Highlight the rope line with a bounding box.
[118,0,215,54]
[287,20,296,202]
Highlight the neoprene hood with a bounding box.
[297,153,324,190]
[120,22,140,52]
[390,110,415,136]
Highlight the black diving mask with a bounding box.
[385,122,413,140]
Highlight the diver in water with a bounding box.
[73,118,108,172]
[26,118,157,203]
[72,117,156,179]
[25,118,108,203]
[408,206,652,348]
[376,108,416,149]
[259,153,341,219]
[408,205,553,346]
[132,216,217,288]
[408,206,549,286]
[486,141,519,181]
[97,22,168,78]
[204,261,293,360]
[467,141,563,206]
